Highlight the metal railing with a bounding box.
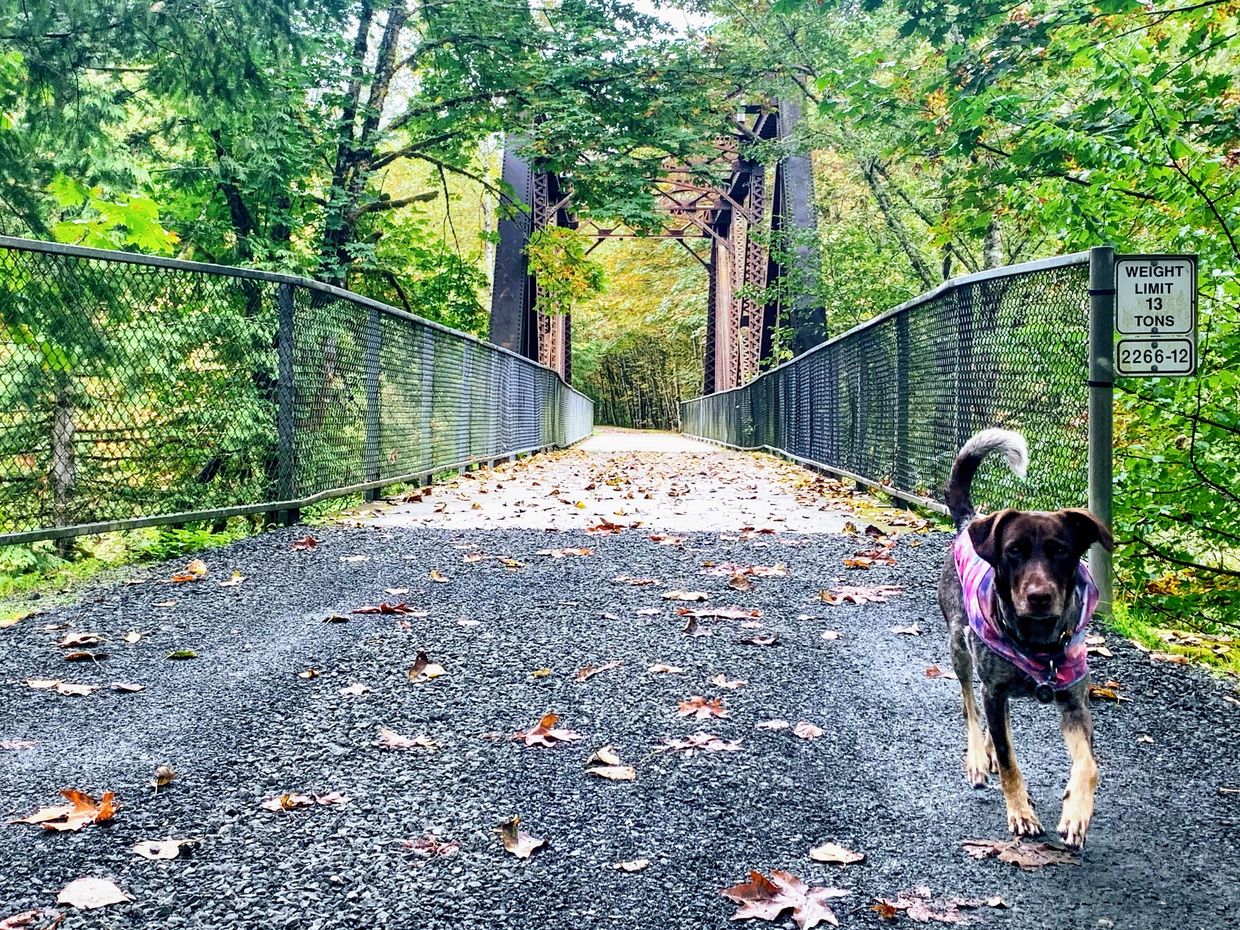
[682,252,1096,518]
[0,236,593,546]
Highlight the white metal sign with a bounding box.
[1114,254,1197,377]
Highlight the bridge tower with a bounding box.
[489,101,824,391]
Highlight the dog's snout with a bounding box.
[1026,589,1054,612]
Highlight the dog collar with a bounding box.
[954,530,1098,701]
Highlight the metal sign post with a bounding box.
[1088,247,1116,616]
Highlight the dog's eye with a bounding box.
[1004,542,1029,560]
[1045,541,1067,558]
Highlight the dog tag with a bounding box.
[1034,683,1056,704]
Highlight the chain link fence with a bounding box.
[0,236,593,546]
[682,254,1092,515]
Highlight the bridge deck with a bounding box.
[1,430,1236,928]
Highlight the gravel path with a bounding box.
[2,446,1238,929]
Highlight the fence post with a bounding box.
[420,330,435,482]
[1087,246,1115,615]
[894,311,911,493]
[275,282,299,526]
[363,307,382,502]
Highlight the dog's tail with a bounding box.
[945,429,1028,531]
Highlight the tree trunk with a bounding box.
[983,217,1003,270]
[860,158,935,289]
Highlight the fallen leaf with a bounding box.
[961,838,1077,871]
[133,838,196,860]
[678,606,761,620]
[615,576,661,586]
[166,649,196,660]
[217,571,246,587]
[401,836,460,858]
[537,547,594,558]
[352,602,414,615]
[660,731,742,753]
[314,792,350,806]
[290,536,319,550]
[499,815,545,858]
[58,632,100,648]
[808,842,864,865]
[720,869,850,929]
[531,667,552,678]
[821,630,842,641]
[297,669,320,680]
[123,631,142,644]
[613,858,650,873]
[588,745,623,766]
[1150,651,1192,665]
[647,663,683,674]
[1137,733,1155,744]
[57,877,131,909]
[25,679,98,697]
[338,683,372,696]
[152,600,176,608]
[819,585,904,606]
[63,650,106,662]
[793,721,824,740]
[889,624,922,636]
[677,695,729,720]
[408,651,447,682]
[871,901,899,920]
[515,712,583,747]
[729,574,755,592]
[647,534,686,546]
[170,559,208,583]
[756,720,790,731]
[709,674,747,690]
[876,887,1009,923]
[587,764,636,781]
[0,909,57,928]
[1087,683,1128,702]
[738,632,780,646]
[260,793,313,812]
[323,614,350,624]
[925,666,943,679]
[375,726,436,750]
[428,569,450,583]
[12,789,119,832]
[0,740,36,750]
[385,587,411,596]
[575,660,621,682]
[663,590,709,602]
[586,519,625,536]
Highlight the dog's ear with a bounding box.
[968,509,1018,566]
[1059,508,1113,555]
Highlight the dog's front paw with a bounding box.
[965,745,991,788]
[1058,787,1094,849]
[1006,796,1043,837]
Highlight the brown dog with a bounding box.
[938,429,1113,847]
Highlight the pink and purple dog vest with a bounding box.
[954,529,1099,700]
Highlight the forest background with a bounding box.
[1,0,1238,650]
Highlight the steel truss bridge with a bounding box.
[488,101,825,394]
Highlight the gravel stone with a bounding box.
[0,524,1237,928]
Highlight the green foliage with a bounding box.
[572,238,705,429]
[707,0,1240,630]
[525,227,606,318]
